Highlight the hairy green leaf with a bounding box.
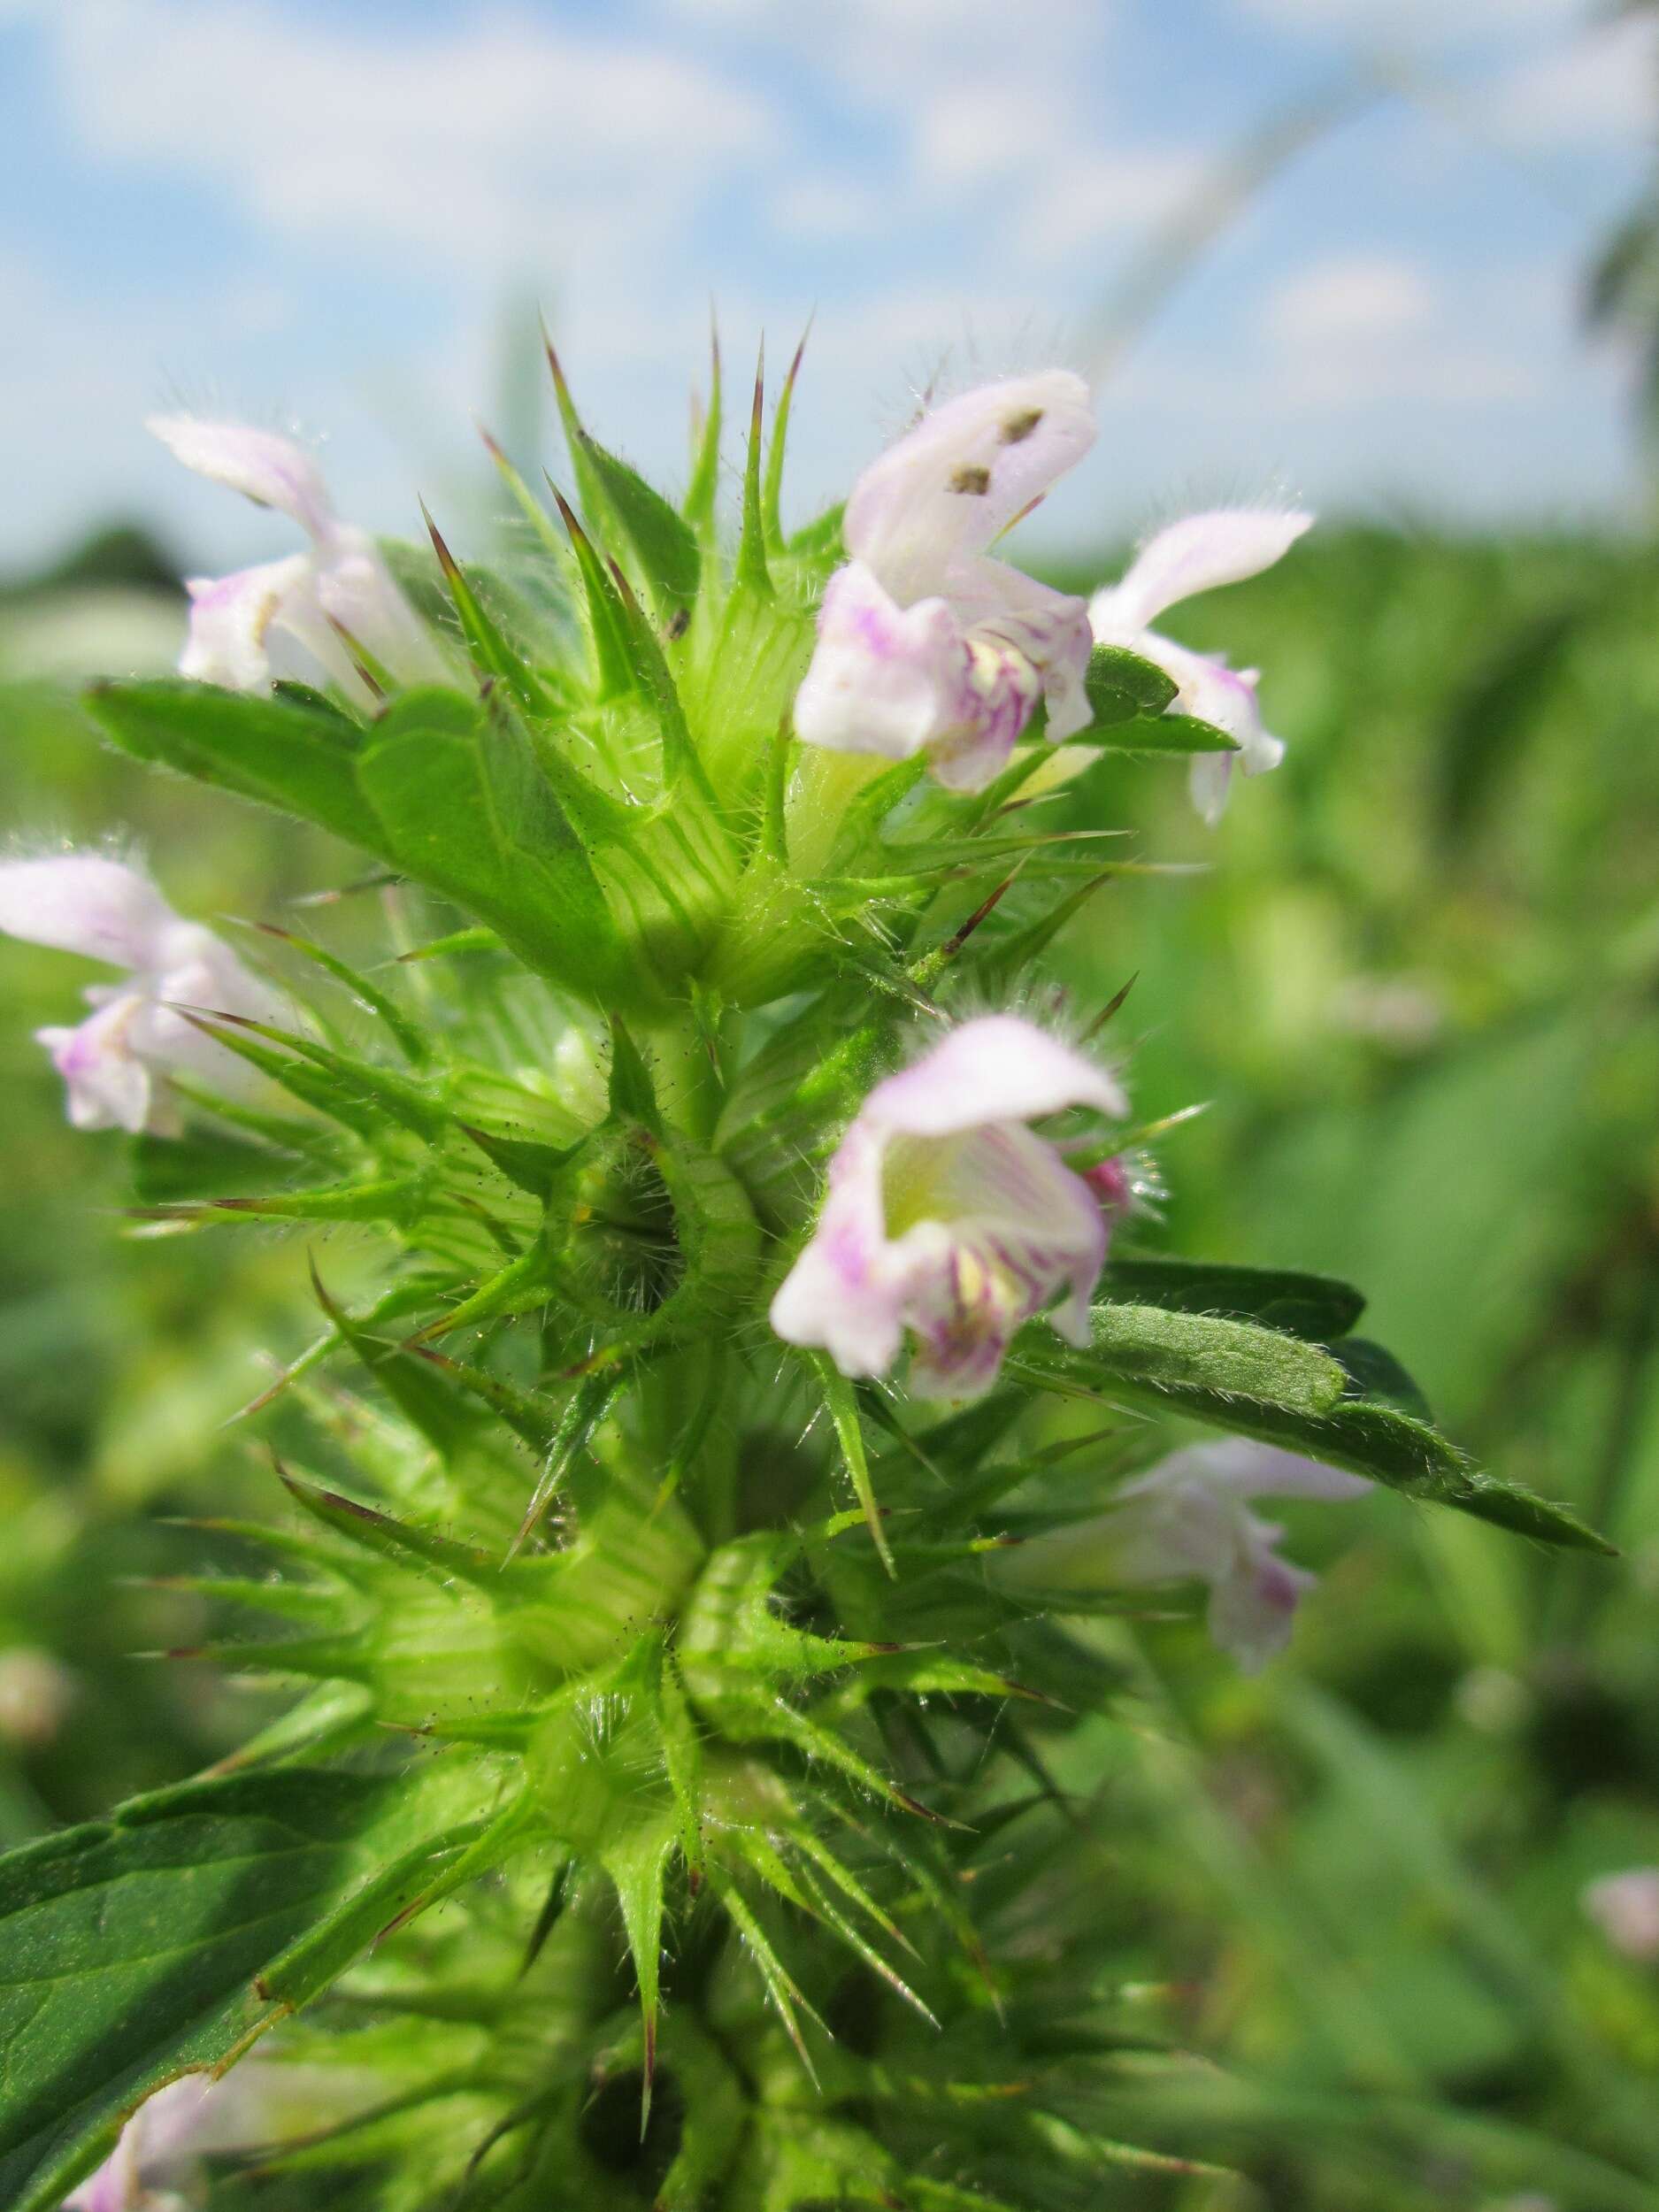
[1047,1302,1351,1417]
[1101,1252,1365,1341]
[0,1764,488,2212]
[575,431,700,619]
[353,689,628,1002]
[88,680,389,855]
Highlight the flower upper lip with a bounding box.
[843,372,1097,605]
[792,373,1099,794]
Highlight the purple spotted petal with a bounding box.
[959,560,1095,743]
[797,375,1096,793]
[845,372,1095,605]
[793,561,969,764]
[794,564,1058,795]
[769,1120,914,1380]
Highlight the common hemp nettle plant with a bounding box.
[0,342,1611,2212]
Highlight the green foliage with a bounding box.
[1073,642,1240,753]
[353,689,626,993]
[0,1763,492,2211]
[88,679,389,852]
[546,334,701,621]
[1100,1249,1366,1337]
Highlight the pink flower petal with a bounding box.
[845,373,1095,605]
[1101,507,1312,634]
[149,417,335,541]
[793,561,968,763]
[864,1017,1127,1137]
[180,555,312,692]
[1584,1869,1659,1963]
[37,996,154,1133]
[0,855,175,968]
[771,1018,1126,1400]
[4,856,281,1136]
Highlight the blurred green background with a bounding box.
[2,507,1658,2208]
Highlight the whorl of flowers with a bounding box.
[0,336,1606,2212]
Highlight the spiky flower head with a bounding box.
[0,333,1608,2212]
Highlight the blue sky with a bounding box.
[0,0,1652,577]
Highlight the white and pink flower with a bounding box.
[149,417,445,709]
[793,373,1097,793]
[1089,507,1312,824]
[770,1015,1128,1400]
[0,854,280,1135]
[1583,1868,1659,1964]
[61,2062,377,2209]
[1004,1439,1369,1671]
[65,2073,242,2212]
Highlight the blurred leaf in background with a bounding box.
[1030,521,1659,2202]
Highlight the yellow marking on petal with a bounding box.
[954,1246,989,1308]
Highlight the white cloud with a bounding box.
[913,82,1060,193]
[1008,146,1212,264]
[769,174,887,241]
[1240,0,1582,34]
[658,0,1119,215]
[41,1,780,273]
[1257,250,1550,409]
[664,0,1103,72]
[1486,13,1658,149]
[0,0,1642,573]
[1265,251,1436,348]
